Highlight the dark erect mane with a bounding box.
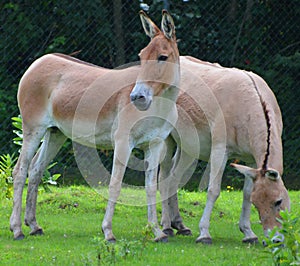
[244,72,271,172]
[261,101,271,171]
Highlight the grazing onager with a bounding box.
[10,10,180,242]
[159,56,290,244]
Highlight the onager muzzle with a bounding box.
[130,82,153,111]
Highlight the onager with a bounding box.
[10,10,180,242]
[159,56,290,244]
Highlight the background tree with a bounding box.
[0,0,299,189]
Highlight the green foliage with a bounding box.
[141,223,156,245]
[12,115,23,148]
[45,36,66,54]
[263,210,300,265]
[0,153,16,199]
[40,162,61,193]
[91,237,147,265]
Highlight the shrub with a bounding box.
[263,210,300,265]
[0,154,16,199]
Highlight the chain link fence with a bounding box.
[0,0,299,189]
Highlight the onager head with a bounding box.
[231,164,290,238]
[130,10,180,111]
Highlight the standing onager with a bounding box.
[10,10,180,242]
[159,56,290,244]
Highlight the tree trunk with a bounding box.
[230,0,254,65]
[163,0,170,11]
[245,0,254,21]
[113,0,125,66]
[228,0,237,21]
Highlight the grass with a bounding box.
[0,186,299,266]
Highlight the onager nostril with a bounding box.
[137,95,146,101]
[130,93,146,102]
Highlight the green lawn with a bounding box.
[0,186,299,265]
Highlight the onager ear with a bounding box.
[161,10,176,40]
[230,163,258,180]
[139,10,160,39]
[265,169,280,181]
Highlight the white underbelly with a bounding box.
[54,115,174,151]
[54,118,114,149]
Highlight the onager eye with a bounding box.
[158,55,168,62]
[274,199,282,208]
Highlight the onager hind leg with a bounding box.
[168,149,193,236]
[159,137,176,236]
[25,128,67,236]
[160,143,192,237]
[10,125,47,240]
[196,144,228,244]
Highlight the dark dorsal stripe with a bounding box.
[244,72,271,173]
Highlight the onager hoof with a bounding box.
[30,228,44,236]
[163,228,175,237]
[195,236,212,245]
[14,232,25,241]
[102,228,116,243]
[171,222,192,236]
[154,235,168,243]
[106,237,116,244]
[176,228,192,236]
[242,237,259,244]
